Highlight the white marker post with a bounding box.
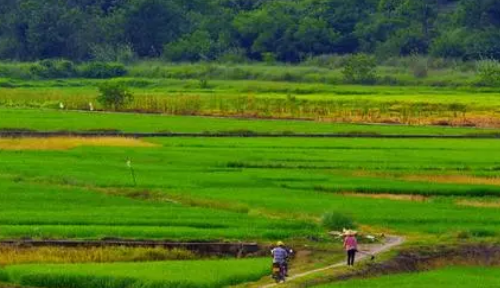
[127,159,136,186]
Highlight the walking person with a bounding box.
[343,230,358,266]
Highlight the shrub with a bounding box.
[97,81,134,110]
[29,59,77,79]
[411,56,429,79]
[429,29,467,59]
[0,269,8,282]
[217,48,249,64]
[199,78,210,89]
[79,62,128,79]
[476,59,500,86]
[90,44,136,64]
[469,229,497,238]
[302,54,349,69]
[342,54,377,84]
[262,52,277,65]
[321,212,356,231]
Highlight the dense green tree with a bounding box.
[0,0,499,61]
[124,0,186,57]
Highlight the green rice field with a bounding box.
[1,258,269,288]
[0,179,316,240]
[2,109,500,136]
[1,136,500,238]
[1,74,500,287]
[315,267,500,288]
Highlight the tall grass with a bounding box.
[0,58,486,86]
[0,87,493,127]
[0,247,195,266]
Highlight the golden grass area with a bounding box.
[0,246,195,265]
[456,199,500,209]
[0,137,157,150]
[342,193,428,202]
[353,171,500,186]
[402,175,500,186]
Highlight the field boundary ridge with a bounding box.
[0,239,260,257]
[1,130,500,139]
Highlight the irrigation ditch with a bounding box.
[2,130,500,139]
[0,239,260,258]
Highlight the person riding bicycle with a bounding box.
[271,241,291,281]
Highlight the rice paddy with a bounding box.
[0,246,196,266]
[2,73,500,287]
[315,267,500,288]
[0,179,317,240]
[3,108,500,136]
[0,136,499,239]
[2,258,270,288]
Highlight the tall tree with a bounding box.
[124,0,186,57]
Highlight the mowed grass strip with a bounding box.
[314,267,500,288]
[0,137,156,150]
[2,258,269,288]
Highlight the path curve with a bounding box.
[261,235,404,288]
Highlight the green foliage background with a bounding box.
[0,0,499,62]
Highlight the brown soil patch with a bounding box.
[0,137,156,150]
[456,199,500,209]
[342,193,428,202]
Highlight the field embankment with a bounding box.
[307,244,500,288]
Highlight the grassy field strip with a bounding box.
[0,246,195,266]
[0,179,318,240]
[3,79,500,126]
[313,267,500,288]
[2,78,497,96]
[1,258,269,288]
[3,109,499,135]
[1,137,500,238]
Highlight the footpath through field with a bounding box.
[260,236,404,288]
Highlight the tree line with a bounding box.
[0,0,499,62]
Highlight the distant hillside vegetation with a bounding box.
[0,0,498,62]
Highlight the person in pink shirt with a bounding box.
[343,230,358,266]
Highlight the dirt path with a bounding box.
[260,236,404,288]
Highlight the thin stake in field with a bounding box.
[127,158,137,186]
